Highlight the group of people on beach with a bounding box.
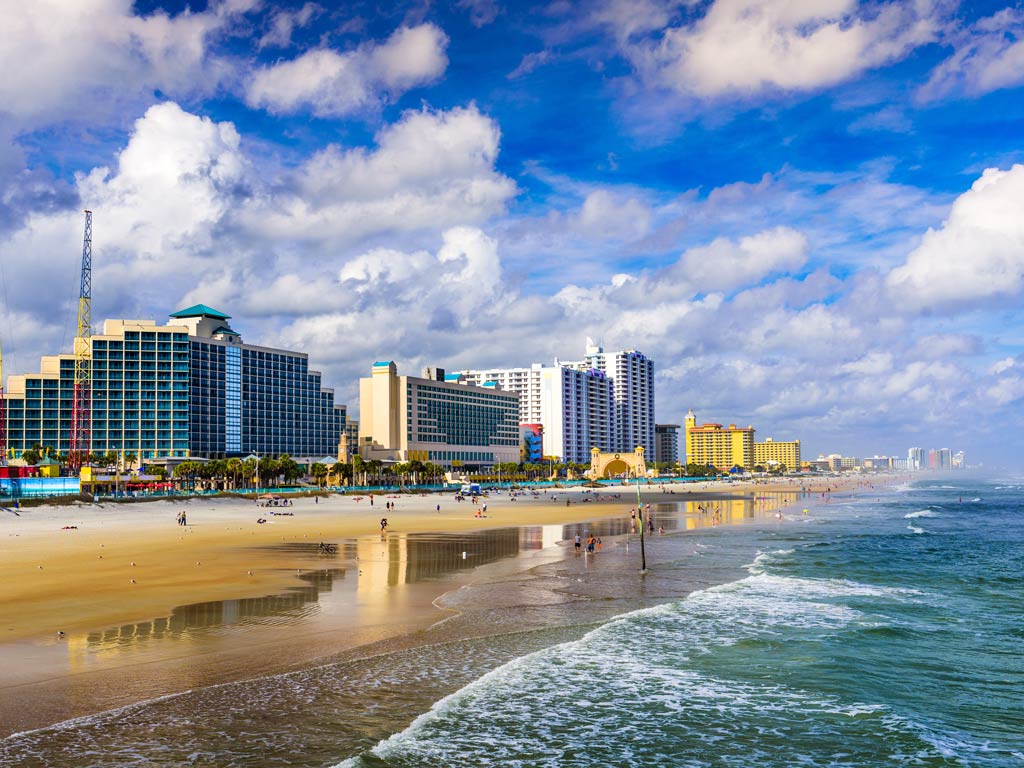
[628,504,663,534]
[175,510,187,526]
[573,533,602,554]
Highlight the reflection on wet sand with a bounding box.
[83,568,345,655]
[678,491,802,528]
[72,495,805,664]
[77,527,561,662]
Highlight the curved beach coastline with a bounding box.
[0,477,871,741]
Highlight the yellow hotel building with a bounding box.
[684,410,755,470]
[754,438,801,471]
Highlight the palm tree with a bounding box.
[407,459,425,486]
[226,458,243,490]
[330,461,350,486]
[278,454,302,484]
[258,457,280,486]
[242,458,259,490]
[366,459,383,486]
[391,462,407,487]
[173,460,199,493]
[310,462,329,489]
[352,455,366,486]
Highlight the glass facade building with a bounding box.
[2,306,346,461]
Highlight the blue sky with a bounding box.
[2,0,1024,465]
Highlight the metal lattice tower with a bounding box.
[69,210,93,473]
[0,337,6,467]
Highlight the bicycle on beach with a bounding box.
[317,542,338,555]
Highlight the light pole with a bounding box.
[636,470,647,574]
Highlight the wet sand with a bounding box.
[0,477,874,737]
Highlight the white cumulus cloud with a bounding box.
[628,0,941,97]
[244,105,517,244]
[675,226,809,293]
[886,164,1024,311]
[0,0,255,123]
[245,23,449,117]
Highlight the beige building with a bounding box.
[684,409,755,470]
[358,362,520,468]
[754,438,801,471]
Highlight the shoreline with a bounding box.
[0,476,883,737]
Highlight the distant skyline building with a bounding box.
[3,305,346,461]
[655,424,680,465]
[684,409,755,470]
[908,447,925,470]
[358,363,520,468]
[909,446,962,470]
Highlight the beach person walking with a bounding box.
[436,503,441,513]
[574,533,581,554]
[586,535,596,554]
[370,496,374,507]
[181,510,187,526]
[380,517,388,532]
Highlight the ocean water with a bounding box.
[342,478,1023,768]
[3,478,1023,767]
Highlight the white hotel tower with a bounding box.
[561,341,655,458]
[459,341,654,463]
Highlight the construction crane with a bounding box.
[68,210,93,474]
[0,336,6,467]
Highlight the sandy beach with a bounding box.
[0,476,876,737]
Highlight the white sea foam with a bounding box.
[904,509,938,519]
[337,570,928,768]
[744,548,795,575]
[907,524,925,534]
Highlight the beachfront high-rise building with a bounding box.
[458,364,614,463]
[684,409,755,470]
[2,305,346,461]
[358,363,520,468]
[908,447,925,470]
[655,424,680,465]
[754,438,801,471]
[561,341,655,457]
